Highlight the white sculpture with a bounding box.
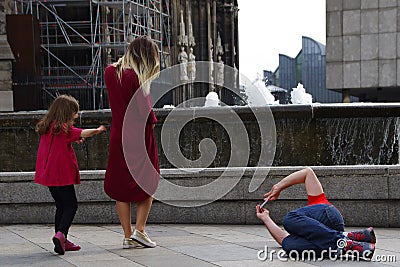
[209,38,214,90]
[188,47,196,82]
[216,32,224,56]
[216,55,224,87]
[178,46,189,82]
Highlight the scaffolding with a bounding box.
[13,0,171,109]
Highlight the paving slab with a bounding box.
[127,253,216,267]
[214,259,313,267]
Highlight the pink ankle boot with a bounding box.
[52,231,66,255]
[65,239,81,251]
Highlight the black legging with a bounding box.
[48,185,78,238]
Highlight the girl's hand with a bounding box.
[75,137,85,144]
[256,204,270,222]
[98,125,107,133]
[263,183,282,202]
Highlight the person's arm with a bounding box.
[264,167,324,201]
[148,108,158,126]
[256,205,288,245]
[81,125,107,138]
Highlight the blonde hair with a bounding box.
[36,95,79,135]
[114,36,160,95]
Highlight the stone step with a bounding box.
[1,166,399,226]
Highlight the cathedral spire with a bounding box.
[178,9,188,47]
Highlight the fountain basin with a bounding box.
[0,104,399,171]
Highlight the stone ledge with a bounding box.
[0,166,399,226]
[2,103,400,121]
[1,165,394,182]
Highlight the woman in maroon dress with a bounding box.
[104,36,160,248]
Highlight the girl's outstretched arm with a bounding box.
[81,125,107,138]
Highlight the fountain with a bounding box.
[290,83,313,104]
[204,91,220,107]
[241,76,280,106]
[1,103,399,169]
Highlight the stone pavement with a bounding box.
[0,224,399,267]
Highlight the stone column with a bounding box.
[342,89,351,103]
[0,0,14,111]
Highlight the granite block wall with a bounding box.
[326,0,400,97]
[1,166,399,226]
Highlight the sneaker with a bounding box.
[123,238,143,249]
[52,231,66,255]
[348,227,376,243]
[131,229,156,248]
[65,240,81,251]
[343,240,375,260]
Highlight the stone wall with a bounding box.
[1,104,400,171]
[1,166,399,226]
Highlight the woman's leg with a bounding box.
[283,205,344,250]
[116,201,133,238]
[282,235,320,255]
[135,196,153,232]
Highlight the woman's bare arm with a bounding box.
[265,167,324,201]
[256,205,288,245]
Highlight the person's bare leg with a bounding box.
[135,197,153,233]
[116,201,132,238]
[256,205,288,245]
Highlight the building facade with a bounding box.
[8,0,172,110]
[326,0,400,102]
[267,36,343,103]
[2,0,238,110]
[169,0,239,107]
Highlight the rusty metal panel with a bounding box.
[6,14,42,111]
[6,14,42,83]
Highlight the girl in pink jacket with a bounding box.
[35,95,106,255]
